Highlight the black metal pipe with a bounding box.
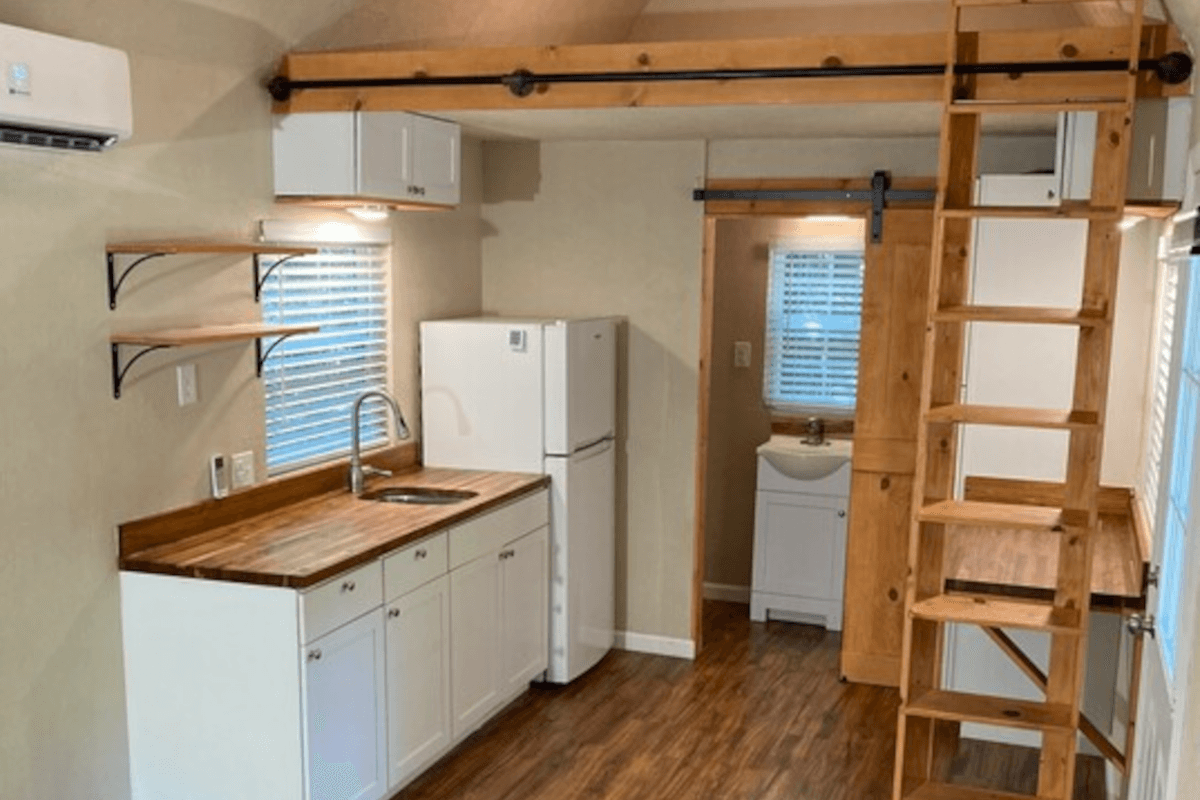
[267,51,1192,102]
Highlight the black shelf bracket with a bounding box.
[111,343,170,399]
[107,252,167,310]
[693,170,936,242]
[253,253,308,302]
[255,331,307,377]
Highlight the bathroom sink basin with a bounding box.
[360,487,479,505]
[756,436,853,481]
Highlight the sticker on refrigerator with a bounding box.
[508,329,527,352]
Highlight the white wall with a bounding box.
[0,6,483,800]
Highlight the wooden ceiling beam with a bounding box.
[274,24,1187,113]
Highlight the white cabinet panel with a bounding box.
[301,561,383,644]
[303,610,388,800]
[385,575,452,789]
[501,526,549,692]
[450,550,502,739]
[359,111,414,200]
[411,113,460,206]
[273,112,356,197]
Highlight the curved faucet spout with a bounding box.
[349,390,411,495]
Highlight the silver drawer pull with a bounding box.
[307,649,322,662]
[341,580,356,593]
[388,608,401,619]
[414,548,427,560]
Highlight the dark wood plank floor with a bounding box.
[394,601,1106,800]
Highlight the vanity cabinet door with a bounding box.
[302,609,387,800]
[500,525,549,694]
[449,550,502,739]
[385,575,452,789]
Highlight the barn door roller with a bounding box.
[692,171,935,243]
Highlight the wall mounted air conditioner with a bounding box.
[0,22,132,152]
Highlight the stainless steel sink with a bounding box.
[360,487,479,505]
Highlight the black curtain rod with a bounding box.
[267,51,1192,101]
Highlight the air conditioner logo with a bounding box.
[7,63,31,96]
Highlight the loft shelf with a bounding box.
[105,240,317,309]
[109,322,319,399]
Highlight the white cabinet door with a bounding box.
[500,526,549,693]
[449,551,502,739]
[273,112,357,197]
[754,494,841,601]
[410,113,460,206]
[385,575,452,789]
[358,111,415,201]
[302,610,388,800]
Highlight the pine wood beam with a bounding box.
[274,25,1185,113]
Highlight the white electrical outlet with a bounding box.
[733,341,752,369]
[231,451,255,490]
[176,363,198,406]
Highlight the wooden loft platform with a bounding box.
[272,24,1189,113]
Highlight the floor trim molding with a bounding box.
[614,630,696,660]
[703,582,751,603]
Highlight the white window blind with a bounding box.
[260,245,390,475]
[1139,248,1179,529]
[763,247,864,413]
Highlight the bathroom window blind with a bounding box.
[260,245,390,475]
[763,248,864,413]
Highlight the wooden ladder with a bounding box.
[893,0,1145,798]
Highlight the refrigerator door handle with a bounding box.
[571,437,613,459]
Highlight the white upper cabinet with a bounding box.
[273,110,461,207]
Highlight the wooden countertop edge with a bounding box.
[119,475,550,589]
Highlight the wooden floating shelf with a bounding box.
[909,593,1082,634]
[925,403,1099,429]
[905,781,1039,800]
[947,100,1126,114]
[111,322,318,348]
[931,304,1108,326]
[939,204,1122,220]
[903,688,1074,732]
[918,499,1087,531]
[106,240,317,256]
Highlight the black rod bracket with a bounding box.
[108,252,167,310]
[253,253,307,302]
[111,343,170,399]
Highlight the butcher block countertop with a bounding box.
[119,466,549,589]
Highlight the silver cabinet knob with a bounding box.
[1127,614,1156,638]
[307,649,322,662]
[415,548,427,560]
[499,549,516,560]
[388,608,401,619]
[341,580,356,593]
[837,510,846,518]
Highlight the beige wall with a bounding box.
[480,140,705,641]
[0,5,482,799]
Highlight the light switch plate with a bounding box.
[231,451,255,490]
[176,363,198,406]
[734,341,752,368]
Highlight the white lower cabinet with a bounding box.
[385,575,452,788]
[303,610,388,800]
[501,526,549,693]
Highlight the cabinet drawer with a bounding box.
[384,532,448,601]
[301,561,383,643]
[450,490,548,571]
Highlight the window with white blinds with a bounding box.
[1139,246,1179,529]
[260,244,390,475]
[763,247,865,413]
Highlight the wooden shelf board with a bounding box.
[939,204,1122,220]
[107,241,318,256]
[956,0,1126,6]
[1125,201,1182,219]
[111,322,319,347]
[910,593,1082,633]
[275,195,453,212]
[905,781,1039,800]
[925,404,1099,429]
[904,689,1074,732]
[948,100,1125,114]
[919,499,1084,531]
[931,304,1107,326]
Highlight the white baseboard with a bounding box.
[703,582,750,603]
[614,630,696,660]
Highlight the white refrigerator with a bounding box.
[420,317,617,684]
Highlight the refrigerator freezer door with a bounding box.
[544,439,615,683]
[544,319,616,457]
[420,320,545,473]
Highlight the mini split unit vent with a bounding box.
[0,22,132,152]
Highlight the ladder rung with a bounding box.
[931,305,1107,326]
[904,689,1074,732]
[918,500,1087,530]
[948,100,1127,115]
[905,782,1041,800]
[940,204,1122,220]
[956,0,1119,5]
[925,404,1099,429]
[910,594,1082,634]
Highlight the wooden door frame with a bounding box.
[690,178,932,650]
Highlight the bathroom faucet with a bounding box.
[804,416,825,446]
[349,390,411,495]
